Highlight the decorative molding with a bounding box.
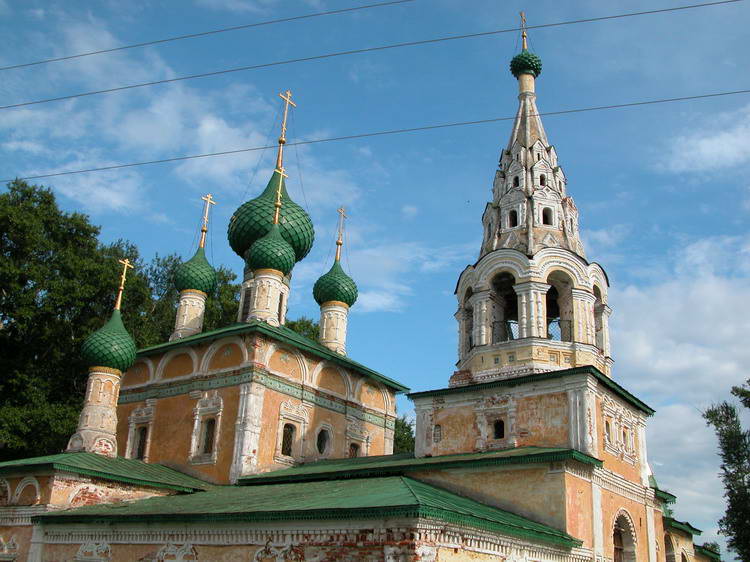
[188,391,223,465]
[12,476,40,505]
[155,543,198,561]
[0,505,48,526]
[125,399,156,461]
[0,534,18,561]
[74,541,111,561]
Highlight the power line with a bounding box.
[0,0,740,112]
[0,0,416,72]
[5,87,749,183]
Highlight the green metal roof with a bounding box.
[244,223,296,275]
[0,452,212,493]
[694,544,721,561]
[81,309,136,372]
[174,246,217,294]
[313,259,358,307]
[35,476,580,548]
[239,446,601,485]
[408,366,655,416]
[136,319,409,393]
[664,516,703,536]
[510,49,543,78]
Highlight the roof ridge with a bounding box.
[399,476,423,505]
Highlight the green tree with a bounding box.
[0,180,240,460]
[394,415,415,454]
[704,378,750,561]
[285,316,319,341]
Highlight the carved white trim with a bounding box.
[274,400,310,464]
[0,505,48,526]
[188,391,223,465]
[0,534,18,561]
[230,382,266,483]
[125,398,156,461]
[122,357,155,389]
[12,476,40,505]
[155,348,199,382]
[155,543,198,561]
[74,541,111,561]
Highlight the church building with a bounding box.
[0,22,721,562]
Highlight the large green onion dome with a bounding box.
[81,310,137,372]
[174,247,217,295]
[244,223,296,276]
[510,49,542,78]
[313,259,358,307]
[228,170,314,262]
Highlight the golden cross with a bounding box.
[335,207,347,261]
[520,11,528,50]
[276,89,297,169]
[273,166,289,225]
[199,193,217,248]
[114,258,134,311]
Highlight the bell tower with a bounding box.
[452,16,612,386]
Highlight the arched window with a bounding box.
[491,272,518,343]
[349,443,360,458]
[546,271,574,342]
[613,513,636,562]
[513,176,519,187]
[316,428,330,455]
[605,420,611,442]
[201,418,216,455]
[594,286,605,351]
[665,534,676,562]
[493,419,505,439]
[542,207,553,225]
[281,423,295,456]
[135,426,148,460]
[540,174,546,186]
[433,424,442,443]
[680,554,688,562]
[508,209,518,228]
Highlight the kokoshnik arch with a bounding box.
[0,15,720,562]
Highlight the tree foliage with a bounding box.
[0,181,240,461]
[394,415,415,454]
[704,378,750,560]
[285,316,319,341]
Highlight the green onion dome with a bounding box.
[174,247,217,295]
[510,49,542,78]
[244,223,296,275]
[228,169,315,262]
[81,310,137,372]
[313,259,358,307]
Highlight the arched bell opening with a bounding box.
[546,271,574,342]
[613,512,636,562]
[490,272,518,343]
[594,285,605,351]
[462,288,474,354]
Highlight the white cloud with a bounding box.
[659,104,750,173]
[401,204,418,219]
[193,0,278,13]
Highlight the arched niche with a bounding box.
[356,380,387,412]
[13,476,40,505]
[612,510,637,562]
[314,363,350,398]
[161,352,195,380]
[265,344,307,382]
[121,358,153,387]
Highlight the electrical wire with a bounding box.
[4,87,749,183]
[0,0,740,111]
[0,0,417,72]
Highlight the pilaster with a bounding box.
[319,301,349,355]
[571,288,596,345]
[230,381,266,482]
[470,290,492,347]
[514,281,549,338]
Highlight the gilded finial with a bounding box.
[520,11,528,50]
[276,90,297,170]
[114,258,134,311]
[199,193,217,249]
[273,166,289,225]
[335,207,347,261]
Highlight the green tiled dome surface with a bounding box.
[244,224,296,275]
[228,170,314,261]
[313,260,358,307]
[510,49,542,78]
[81,310,136,372]
[175,247,217,294]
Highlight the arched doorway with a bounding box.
[613,511,636,562]
[490,272,518,343]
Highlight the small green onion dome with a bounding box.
[81,310,137,372]
[510,49,542,78]
[244,223,296,275]
[313,259,358,307]
[228,169,315,262]
[174,247,217,295]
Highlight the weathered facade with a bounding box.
[0,24,719,562]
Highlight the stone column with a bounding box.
[248,268,284,326]
[319,301,349,355]
[571,288,596,345]
[601,304,612,357]
[229,381,266,482]
[170,289,207,340]
[237,266,253,322]
[66,367,122,457]
[470,290,492,347]
[514,281,550,338]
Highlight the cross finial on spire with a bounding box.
[275,89,297,170]
[520,11,528,50]
[199,193,217,249]
[273,166,289,225]
[335,207,347,261]
[114,258,134,311]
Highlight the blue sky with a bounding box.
[1,0,749,555]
